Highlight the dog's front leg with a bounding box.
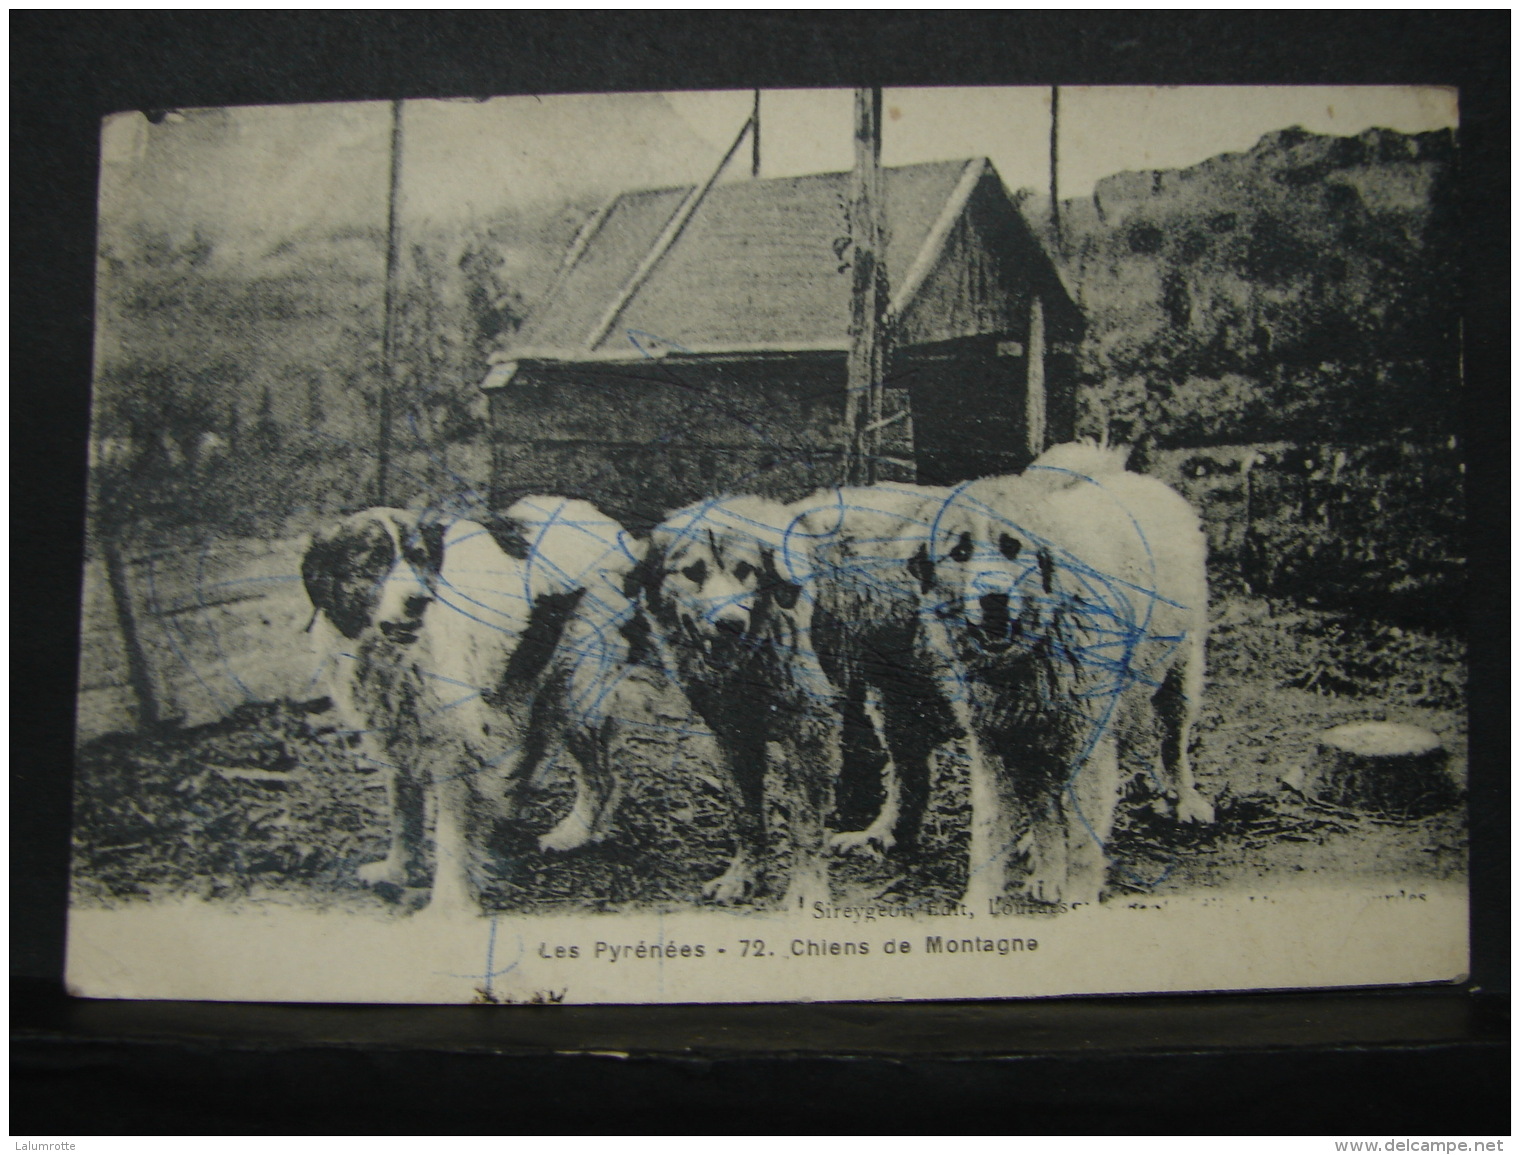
[536,646,627,852]
[1060,728,1120,906]
[540,714,620,852]
[1010,716,1119,908]
[961,721,1011,912]
[356,752,430,892]
[872,648,957,855]
[320,648,393,776]
[425,753,479,915]
[780,704,841,911]
[701,707,769,904]
[827,682,901,858]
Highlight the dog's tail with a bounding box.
[1024,439,1131,492]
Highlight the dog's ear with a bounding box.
[480,510,532,560]
[303,515,390,640]
[412,510,449,579]
[626,541,664,606]
[907,542,935,596]
[761,549,802,611]
[1037,548,1057,594]
[618,532,648,575]
[301,529,342,627]
[618,605,659,668]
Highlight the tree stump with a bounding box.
[1304,722,1458,818]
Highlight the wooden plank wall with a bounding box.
[76,535,318,743]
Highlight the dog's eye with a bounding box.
[948,533,974,564]
[998,533,1022,560]
[732,562,755,583]
[680,560,708,587]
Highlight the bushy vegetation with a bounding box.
[88,204,593,547]
[1026,127,1459,450]
[1153,441,1465,630]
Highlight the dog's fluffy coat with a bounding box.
[302,444,1210,914]
[302,497,643,912]
[918,442,1212,906]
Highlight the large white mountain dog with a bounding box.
[916,442,1213,908]
[638,495,841,905]
[302,497,643,913]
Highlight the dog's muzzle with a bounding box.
[942,591,1020,657]
[681,610,756,664]
[974,592,1018,654]
[708,614,755,659]
[378,621,421,645]
[377,594,431,645]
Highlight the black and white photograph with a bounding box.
[66,85,1468,1005]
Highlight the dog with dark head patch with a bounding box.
[638,494,839,905]
[916,443,1213,909]
[302,508,445,792]
[302,497,644,914]
[302,507,444,645]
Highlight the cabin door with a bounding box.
[899,344,1029,486]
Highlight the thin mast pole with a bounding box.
[1049,85,1062,255]
[751,89,761,177]
[377,98,404,506]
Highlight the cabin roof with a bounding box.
[491,157,1079,371]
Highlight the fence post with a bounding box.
[102,538,164,729]
[1241,450,1265,599]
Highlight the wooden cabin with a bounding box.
[483,157,1082,528]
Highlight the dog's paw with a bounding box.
[1174,789,1215,825]
[782,867,830,912]
[702,861,758,904]
[1021,873,1065,907]
[1023,865,1106,909]
[356,857,409,889]
[1148,787,1215,826]
[827,828,896,858]
[537,819,598,854]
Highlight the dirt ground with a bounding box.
[71,593,1468,916]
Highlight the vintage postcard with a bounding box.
[68,86,1467,1004]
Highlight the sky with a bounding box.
[99,85,1458,255]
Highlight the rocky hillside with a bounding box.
[1023,126,1459,448]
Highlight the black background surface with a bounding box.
[11,11,1509,1135]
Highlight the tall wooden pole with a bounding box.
[751,89,761,177]
[377,98,405,507]
[845,87,888,487]
[1049,85,1062,254]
